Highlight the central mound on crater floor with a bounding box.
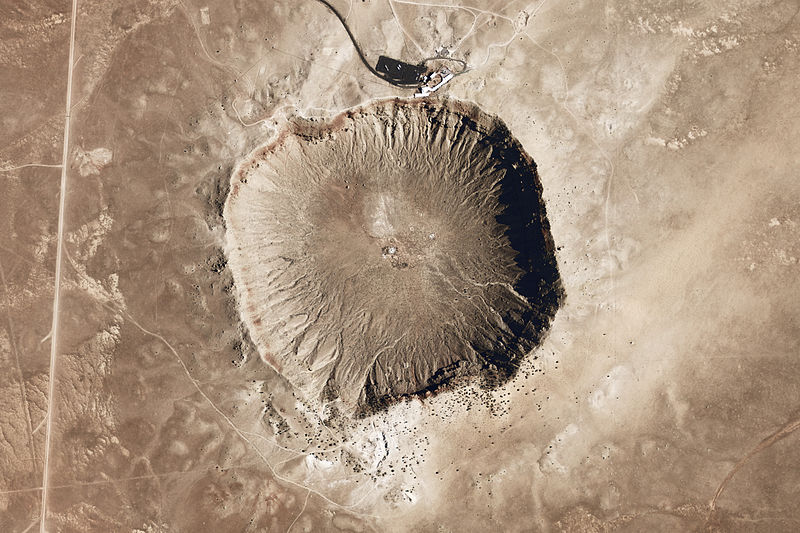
[224,98,563,416]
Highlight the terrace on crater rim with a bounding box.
[224,98,563,416]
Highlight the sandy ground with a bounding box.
[1,0,799,531]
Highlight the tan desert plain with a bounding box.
[1,0,799,531]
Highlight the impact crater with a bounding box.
[224,98,563,416]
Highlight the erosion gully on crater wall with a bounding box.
[223,98,564,417]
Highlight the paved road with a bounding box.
[313,0,422,88]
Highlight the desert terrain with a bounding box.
[1,0,799,532]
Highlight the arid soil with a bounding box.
[1,0,799,532]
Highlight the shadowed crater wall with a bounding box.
[224,98,563,416]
